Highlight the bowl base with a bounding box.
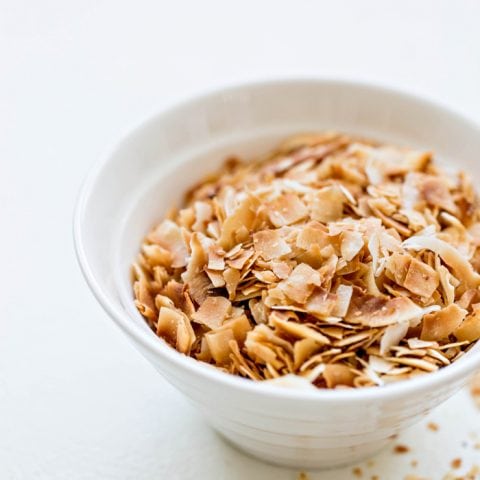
[214,426,392,470]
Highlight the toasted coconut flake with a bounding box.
[403,258,439,298]
[134,131,480,390]
[142,244,173,267]
[223,267,241,300]
[407,338,439,349]
[341,231,364,261]
[267,193,308,227]
[348,296,424,327]
[206,328,235,365]
[227,248,254,269]
[270,261,292,279]
[279,263,321,304]
[192,296,232,329]
[305,289,337,317]
[205,269,226,288]
[323,364,356,388]
[148,219,188,268]
[218,195,258,249]
[331,284,353,317]
[369,355,394,374]
[188,272,211,304]
[421,304,467,341]
[207,245,225,271]
[455,306,480,342]
[294,338,321,369]
[387,356,438,372]
[253,230,291,260]
[296,222,330,250]
[404,234,480,287]
[272,317,330,345]
[380,322,409,355]
[221,314,252,345]
[157,307,195,354]
[133,279,157,324]
[418,175,457,213]
[310,185,346,223]
[192,201,213,231]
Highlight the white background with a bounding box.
[1,1,480,478]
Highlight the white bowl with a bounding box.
[74,79,480,469]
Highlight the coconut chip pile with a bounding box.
[132,132,480,389]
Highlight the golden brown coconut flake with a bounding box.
[133,132,480,389]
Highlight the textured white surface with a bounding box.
[1,1,480,478]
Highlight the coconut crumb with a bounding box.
[450,458,462,470]
[427,422,439,432]
[352,467,363,477]
[394,444,410,454]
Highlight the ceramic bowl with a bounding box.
[74,79,480,469]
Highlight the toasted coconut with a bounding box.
[227,248,254,269]
[310,185,345,223]
[271,317,330,345]
[154,293,175,310]
[221,314,252,345]
[421,304,467,341]
[148,219,188,268]
[305,289,337,317]
[341,230,364,261]
[196,336,212,362]
[296,222,330,249]
[387,356,438,372]
[134,131,480,390]
[157,307,195,354]
[403,234,480,287]
[270,261,292,279]
[188,272,211,304]
[218,195,258,249]
[142,244,173,267]
[437,265,456,306]
[407,338,439,349]
[323,364,356,388]
[192,201,213,232]
[455,306,480,342]
[331,284,353,317]
[387,253,439,298]
[133,279,157,324]
[192,296,232,329]
[249,298,268,324]
[380,322,409,355]
[404,257,439,298]
[207,245,225,271]
[267,193,308,227]
[456,289,478,310]
[418,175,457,213]
[294,338,321,369]
[162,280,195,317]
[278,263,321,304]
[245,330,281,368]
[223,268,241,300]
[369,355,394,374]
[348,296,424,327]
[253,230,291,260]
[205,269,226,288]
[182,232,208,284]
[205,328,235,365]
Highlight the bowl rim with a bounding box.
[73,76,480,403]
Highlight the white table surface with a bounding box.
[1,1,480,478]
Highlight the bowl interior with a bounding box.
[77,79,480,394]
